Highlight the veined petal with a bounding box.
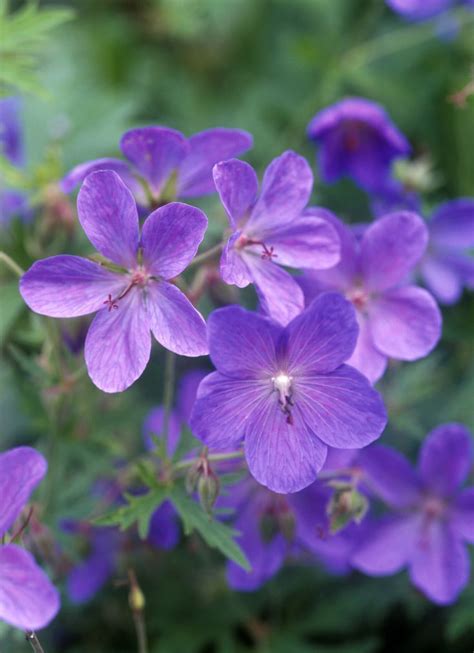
[77,170,140,268]
[0,544,60,631]
[60,158,134,193]
[452,489,474,544]
[20,255,125,318]
[120,126,188,195]
[146,281,208,356]
[178,128,253,198]
[345,312,387,384]
[296,364,387,449]
[190,371,266,449]
[213,159,258,228]
[141,202,208,279]
[0,447,47,538]
[360,212,428,292]
[85,289,151,392]
[220,233,253,287]
[369,285,442,361]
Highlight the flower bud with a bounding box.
[197,471,220,515]
[327,486,368,534]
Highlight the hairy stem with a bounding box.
[0,251,24,277]
[187,241,223,269]
[162,350,176,457]
[25,632,45,653]
[175,449,244,471]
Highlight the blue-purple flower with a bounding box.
[0,447,60,630]
[190,293,387,493]
[300,210,442,383]
[0,97,28,225]
[386,0,452,20]
[213,151,341,325]
[20,170,209,393]
[307,98,410,192]
[352,424,474,605]
[61,126,253,206]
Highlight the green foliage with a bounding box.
[95,488,168,539]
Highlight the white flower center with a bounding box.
[272,373,294,425]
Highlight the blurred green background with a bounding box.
[1,1,474,652]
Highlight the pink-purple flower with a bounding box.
[352,424,474,605]
[214,151,341,325]
[20,170,209,393]
[0,447,60,630]
[307,98,410,192]
[300,210,442,383]
[190,293,387,494]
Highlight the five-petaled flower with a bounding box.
[214,151,341,325]
[190,293,387,494]
[0,447,60,631]
[300,209,442,383]
[61,125,253,207]
[307,98,410,192]
[20,170,209,393]
[352,423,474,605]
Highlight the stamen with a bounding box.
[272,373,294,425]
[237,235,278,261]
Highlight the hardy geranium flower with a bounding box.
[190,293,387,493]
[419,198,474,304]
[386,0,452,20]
[300,210,442,383]
[61,125,252,206]
[352,423,474,605]
[20,170,209,392]
[0,447,60,630]
[0,97,28,225]
[307,98,410,192]
[213,152,341,325]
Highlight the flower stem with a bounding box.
[25,632,45,653]
[175,449,244,471]
[188,242,223,269]
[0,251,24,277]
[162,350,176,457]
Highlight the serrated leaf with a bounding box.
[169,486,250,571]
[94,488,167,539]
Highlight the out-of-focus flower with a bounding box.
[0,97,29,225]
[300,210,442,383]
[213,152,341,325]
[20,170,209,393]
[386,0,452,20]
[352,424,474,605]
[190,294,387,494]
[0,447,60,631]
[61,126,252,207]
[307,98,410,192]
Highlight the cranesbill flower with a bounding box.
[300,210,442,383]
[352,423,474,605]
[307,98,410,192]
[20,170,209,393]
[0,447,60,630]
[0,97,28,225]
[190,293,387,493]
[386,0,452,20]
[419,198,474,304]
[61,126,253,206]
[213,152,341,325]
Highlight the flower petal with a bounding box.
[120,126,188,195]
[357,445,420,509]
[220,232,253,287]
[67,550,114,604]
[20,255,125,318]
[284,292,358,375]
[418,423,473,497]
[84,289,151,392]
[419,255,463,305]
[247,151,313,233]
[141,202,208,278]
[452,488,474,544]
[360,212,428,291]
[148,500,180,550]
[244,253,305,326]
[0,544,60,631]
[60,158,134,193]
[213,159,258,228]
[177,369,208,424]
[0,447,47,538]
[77,170,139,268]
[190,371,263,449]
[430,198,474,248]
[296,364,387,449]
[409,521,470,605]
[146,281,208,356]
[178,128,253,198]
[143,407,182,457]
[345,313,387,383]
[244,398,328,493]
[352,516,418,575]
[207,304,281,378]
[369,285,441,361]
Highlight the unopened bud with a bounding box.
[327,487,368,534]
[128,571,145,612]
[198,471,220,515]
[185,463,201,494]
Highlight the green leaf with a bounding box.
[94,487,167,539]
[169,486,250,571]
[0,282,23,343]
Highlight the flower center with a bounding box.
[272,373,294,425]
[422,495,446,520]
[103,266,151,312]
[342,120,367,152]
[236,234,278,261]
[346,286,369,311]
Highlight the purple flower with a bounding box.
[300,210,442,383]
[190,293,387,493]
[352,423,474,605]
[20,170,209,393]
[0,97,29,226]
[61,126,253,206]
[307,98,410,192]
[419,198,474,304]
[213,152,341,325]
[386,0,452,20]
[0,447,60,631]
[370,179,421,218]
